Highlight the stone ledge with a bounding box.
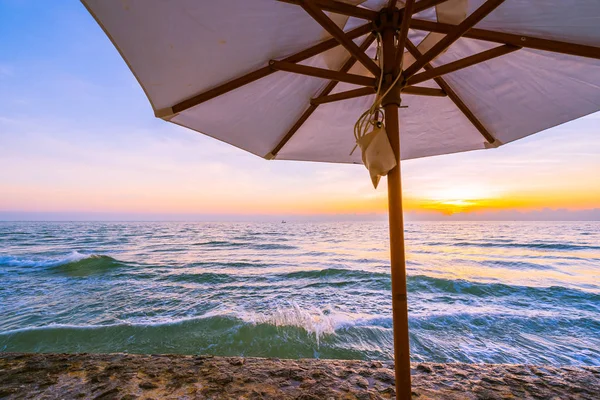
[1,353,598,399]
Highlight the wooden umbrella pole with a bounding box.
[381,14,412,400]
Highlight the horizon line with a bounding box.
[1,209,599,222]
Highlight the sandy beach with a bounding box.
[1,353,598,399]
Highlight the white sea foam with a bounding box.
[0,251,90,268]
[236,303,378,346]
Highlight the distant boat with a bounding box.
[281,220,286,224]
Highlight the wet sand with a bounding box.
[0,353,598,399]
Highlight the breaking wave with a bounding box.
[1,305,598,365]
[0,252,127,277]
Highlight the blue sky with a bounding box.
[1,1,599,221]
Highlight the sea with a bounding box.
[0,221,599,366]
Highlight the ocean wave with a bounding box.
[0,304,382,342]
[410,313,600,365]
[191,241,296,250]
[49,254,125,277]
[192,240,243,247]
[283,268,389,280]
[0,309,373,360]
[161,272,236,284]
[408,275,600,305]
[2,309,597,365]
[189,261,277,269]
[7,251,591,306]
[0,251,89,268]
[0,251,126,277]
[452,241,600,251]
[275,270,599,305]
[480,260,556,271]
[250,243,297,250]
[152,267,389,289]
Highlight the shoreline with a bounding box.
[1,353,598,399]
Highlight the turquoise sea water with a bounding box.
[0,221,599,366]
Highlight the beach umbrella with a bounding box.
[82,0,600,397]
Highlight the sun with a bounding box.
[420,199,480,215]
[415,185,502,215]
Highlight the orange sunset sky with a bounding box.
[1,3,599,221]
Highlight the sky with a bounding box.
[0,1,599,221]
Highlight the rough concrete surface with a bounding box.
[0,353,598,399]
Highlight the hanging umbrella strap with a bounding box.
[352,32,405,153]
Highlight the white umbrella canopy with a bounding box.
[82,0,600,163]
[82,0,600,398]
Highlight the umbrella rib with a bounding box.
[403,0,505,78]
[312,85,446,105]
[402,86,447,97]
[162,23,371,116]
[269,61,377,87]
[411,19,600,60]
[395,0,416,76]
[405,40,497,144]
[278,0,378,20]
[268,34,376,159]
[267,104,319,159]
[299,0,381,77]
[407,44,521,86]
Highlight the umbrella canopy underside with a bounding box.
[83,0,600,163]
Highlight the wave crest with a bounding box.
[284,268,388,280]
[0,251,125,276]
[452,241,600,251]
[0,251,89,268]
